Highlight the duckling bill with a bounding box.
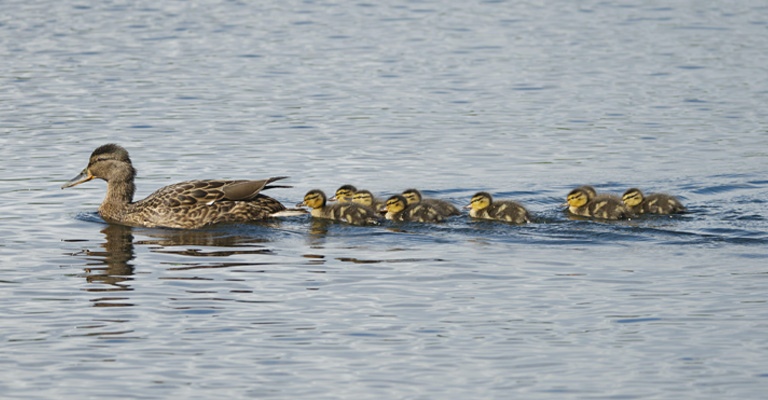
[61,144,296,229]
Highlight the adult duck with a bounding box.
[61,144,297,229]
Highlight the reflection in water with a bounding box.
[73,222,290,307]
[84,224,135,289]
[307,219,332,247]
[81,224,136,307]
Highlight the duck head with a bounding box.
[329,184,357,202]
[298,189,327,209]
[622,188,645,207]
[384,195,408,214]
[61,144,136,189]
[401,188,423,205]
[465,191,492,211]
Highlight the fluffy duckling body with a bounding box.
[298,189,380,225]
[329,184,357,202]
[465,192,531,224]
[564,187,629,220]
[61,144,294,229]
[401,188,461,217]
[384,195,445,223]
[622,188,686,215]
[352,189,387,211]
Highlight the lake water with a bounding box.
[2,0,768,398]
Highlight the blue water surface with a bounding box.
[1,1,767,399]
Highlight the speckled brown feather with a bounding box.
[62,144,290,229]
[118,179,288,229]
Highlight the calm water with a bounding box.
[2,0,768,398]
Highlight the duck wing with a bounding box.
[221,176,290,201]
[149,177,290,207]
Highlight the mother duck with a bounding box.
[61,144,296,229]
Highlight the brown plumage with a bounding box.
[384,195,445,223]
[465,192,532,224]
[61,144,293,229]
[401,188,461,217]
[298,189,381,225]
[622,188,686,215]
[564,187,629,220]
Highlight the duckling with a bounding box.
[329,184,357,202]
[401,188,461,216]
[60,144,297,229]
[384,195,445,223]
[351,189,387,211]
[577,185,623,202]
[465,192,532,224]
[622,188,686,215]
[297,189,380,225]
[564,187,629,220]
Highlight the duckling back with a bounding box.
[385,194,445,223]
[585,197,629,220]
[467,192,531,224]
[642,193,686,214]
[401,188,460,216]
[565,187,628,220]
[486,201,532,224]
[316,202,381,225]
[623,188,686,215]
[422,199,461,216]
[394,203,445,223]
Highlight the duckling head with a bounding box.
[465,191,492,211]
[385,195,408,214]
[330,184,357,202]
[298,189,327,209]
[62,143,136,189]
[352,190,375,208]
[622,188,645,207]
[577,185,597,200]
[564,188,589,208]
[401,188,423,205]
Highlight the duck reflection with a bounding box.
[83,224,135,290]
[77,221,285,306]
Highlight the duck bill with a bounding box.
[463,204,472,209]
[560,201,570,208]
[61,169,94,189]
[295,202,306,208]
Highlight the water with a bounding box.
[2,0,768,398]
